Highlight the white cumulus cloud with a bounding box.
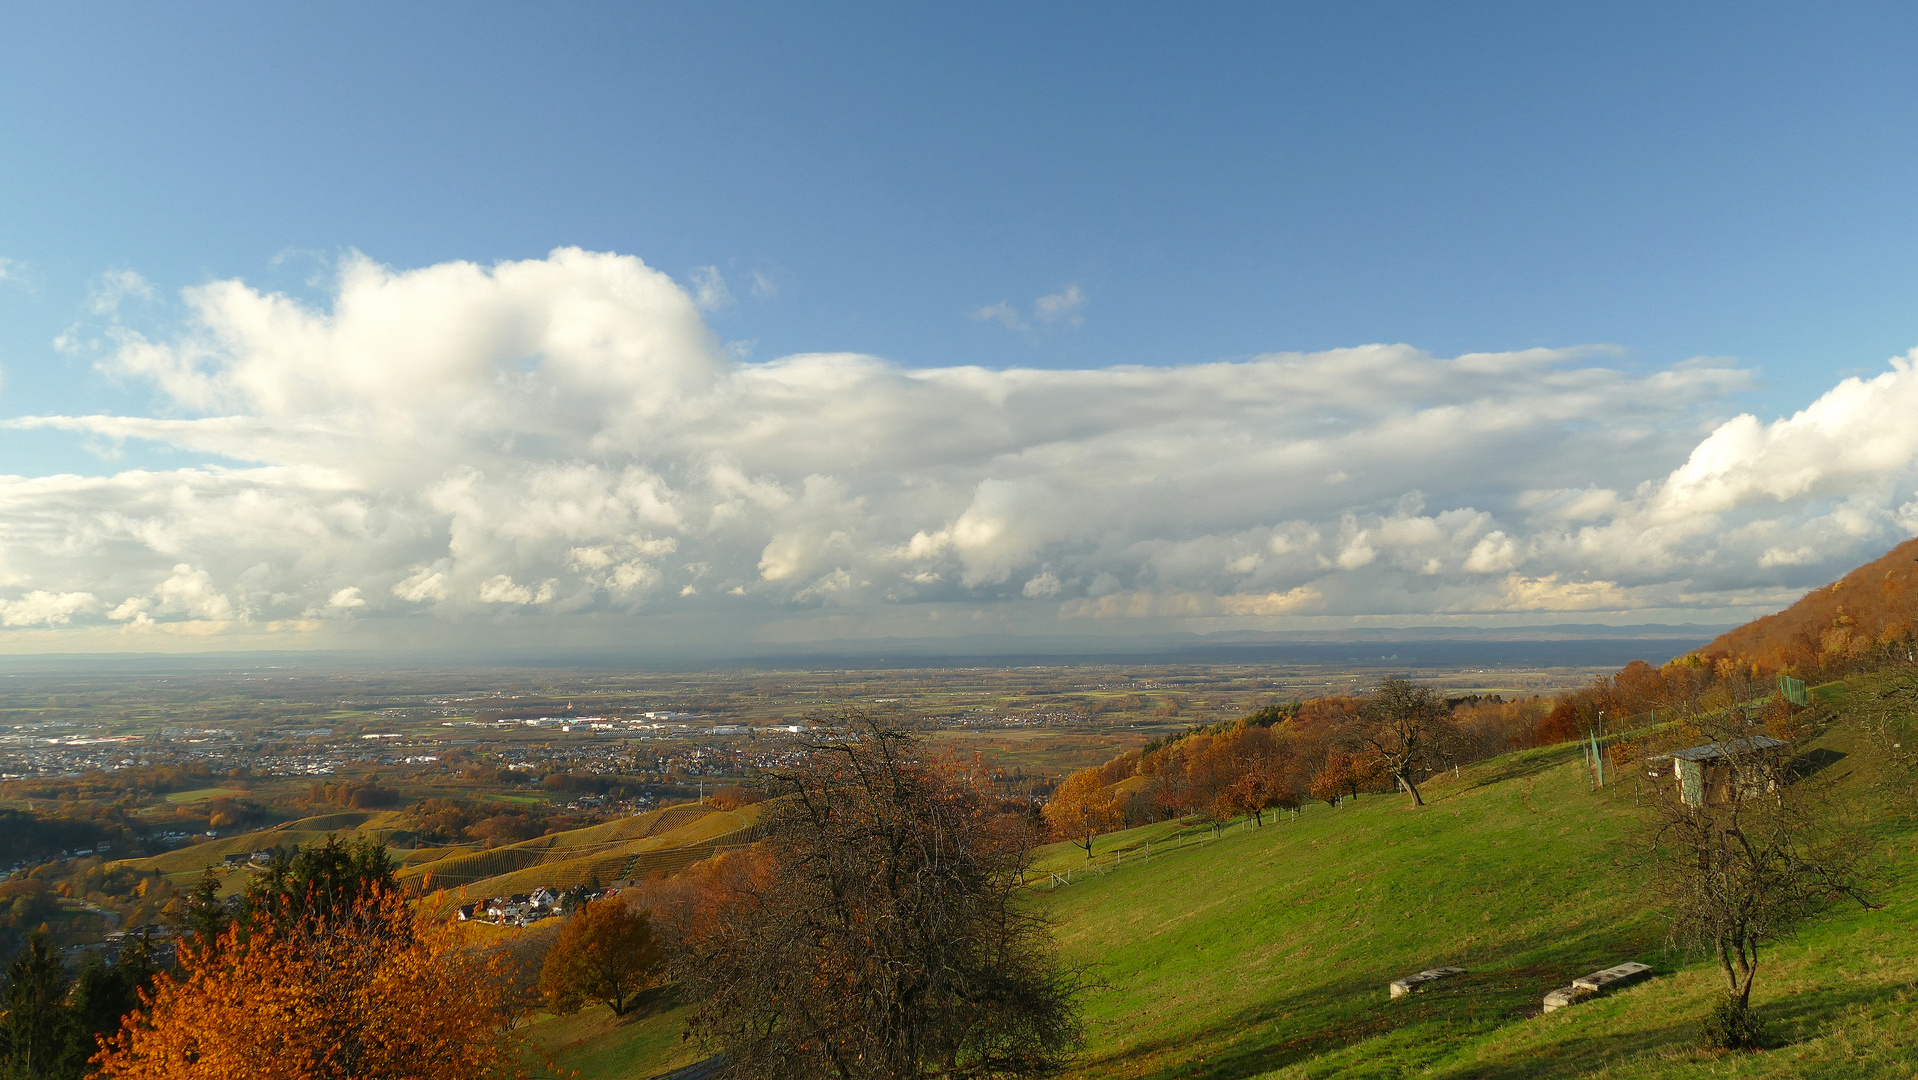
[0,591,96,627]
[0,247,1914,650]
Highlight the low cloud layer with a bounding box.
[3,248,1916,651]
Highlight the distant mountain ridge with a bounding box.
[0,623,1732,674]
[630,626,1725,672]
[776,624,1732,651]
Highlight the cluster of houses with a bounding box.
[204,844,627,929]
[62,925,177,969]
[4,842,117,876]
[455,884,623,927]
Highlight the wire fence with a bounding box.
[1027,802,1341,889]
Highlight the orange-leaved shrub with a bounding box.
[93,888,530,1080]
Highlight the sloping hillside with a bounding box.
[107,810,409,881]
[106,800,765,904]
[559,675,1917,1079]
[1028,680,1914,1079]
[407,802,764,899]
[1702,535,1918,675]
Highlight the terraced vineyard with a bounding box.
[105,801,765,903]
[107,810,410,884]
[406,803,765,899]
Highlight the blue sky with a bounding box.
[3,4,1918,651]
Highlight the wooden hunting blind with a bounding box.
[1645,735,1790,807]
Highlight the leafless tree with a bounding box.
[1358,678,1455,807]
[677,715,1085,1080]
[1642,722,1875,1023]
[1849,665,1918,785]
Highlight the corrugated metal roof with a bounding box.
[1669,735,1789,762]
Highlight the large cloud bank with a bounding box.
[3,248,1917,649]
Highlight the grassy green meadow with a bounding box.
[529,988,704,1079]
[1030,693,1915,1079]
[554,676,1918,1079]
[161,786,250,803]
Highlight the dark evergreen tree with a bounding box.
[238,837,396,929]
[560,869,604,914]
[0,932,73,1079]
[63,931,160,1073]
[178,868,229,949]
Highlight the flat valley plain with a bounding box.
[0,645,1681,791]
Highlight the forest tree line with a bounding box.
[1043,559,1918,849]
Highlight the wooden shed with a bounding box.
[1646,735,1790,807]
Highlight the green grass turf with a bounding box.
[482,793,551,806]
[557,675,1917,1079]
[161,786,250,803]
[529,988,703,1079]
[1030,692,1916,1079]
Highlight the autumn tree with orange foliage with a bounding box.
[1308,750,1378,806]
[1216,756,1293,825]
[1449,695,1549,759]
[1042,768,1122,860]
[1197,724,1297,825]
[539,896,664,1017]
[620,846,762,957]
[93,889,529,1080]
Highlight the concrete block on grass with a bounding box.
[1573,962,1651,992]
[1541,985,1594,1012]
[1389,967,1465,998]
[1542,962,1651,1013]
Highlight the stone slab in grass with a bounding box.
[1389,966,1465,998]
[1541,985,1594,1012]
[1542,962,1652,1013]
[1573,961,1651,992]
